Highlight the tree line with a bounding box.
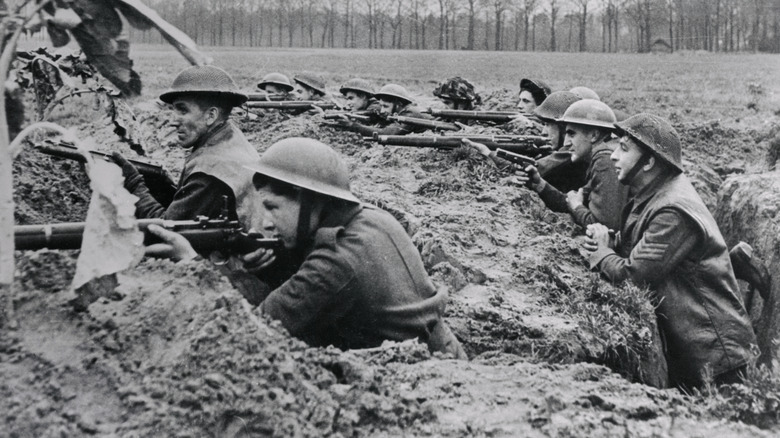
[129,0,780,53]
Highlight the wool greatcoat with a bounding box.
[260,203,467,359]
[126,121,259,221]
[589,172,756,388]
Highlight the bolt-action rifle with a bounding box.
[367,133,552,156]
[245,100,339,110]
[15,215,283,254]
[245,93,288,102]
[386,115,460,132]
[322,111,373,123]
[425,109,522,123]
[34,139,176,206]
[494,148,536,167]
[426,109,543,125]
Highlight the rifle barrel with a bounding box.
[36,142,169,179]
[427,109,520,122]
[372,135,552,156]
[245,93,287,102]
[245,100,338,110]
[388,115,460,132]
[14,219,284,252]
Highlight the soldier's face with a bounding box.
[345,91,369,111]
[294,84,314,101]
[565,124,594,163]
[517,90,536,113]
[263,84,287,95]
[256,186,301,249]
[612,136,646,183]
[171,97,213,148]
[378,99,396,117]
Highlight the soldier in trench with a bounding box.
[144,137,468,360]
[582,113,757,390]
[112,65,260,222]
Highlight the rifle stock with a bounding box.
[245,100,338,110]
[387,115,460,132]
[15,217,283,254]
[35,140,177,206]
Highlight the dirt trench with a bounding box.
[4,98,777,436]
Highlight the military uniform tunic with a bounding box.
[589,172,756,387]
[260,204,466,358]
[127,121,259,221]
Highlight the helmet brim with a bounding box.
[258,82,295,92]
[244,163,361,204]
[613,122,684,173]
[159,90,248,106]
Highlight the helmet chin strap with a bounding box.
[622,153,650,185]
[295,190,316,247]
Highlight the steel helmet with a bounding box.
[374,84,413,105]
[340,78,375,96]
[534,91,581,123]
[245,138,360,203]
[559,99,616,130]
[160,65,247,106]
[569,86,600,101]
[257,72,294,92]
[293,73,327,95]
[432,77,482,105]
[519,78,551,105]
[614,113,683,173]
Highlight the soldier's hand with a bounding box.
[583,223,612,252]
[241,247,277,274]
[518,164,544,192]
[461,138,490,157]
[111,151,141,182]
[145,224,198,262]
[566,188,585,211]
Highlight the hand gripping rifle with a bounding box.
[15,215,283,254]
[34,139,177,206]
[368,133,552,156]
[386,115,461,132]
[245,100,339,111]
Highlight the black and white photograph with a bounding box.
[2,0,779,436]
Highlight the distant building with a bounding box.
[651,38,672,54]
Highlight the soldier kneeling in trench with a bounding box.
[145,137,468,359]
[582,113,757,391]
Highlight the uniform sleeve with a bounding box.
[570,152,620,228]
[133,173,235,220]
[589,208,702,284]
[537,180,570,213]
[260,242,357,337]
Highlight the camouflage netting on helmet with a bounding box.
[432,77,482,106]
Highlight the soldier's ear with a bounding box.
[644,155,656,171]
[205,106,220,125]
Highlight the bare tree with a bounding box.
[389,0,405,48]
[520,0,539,50]
[549,0,559,51]
[571,0,590,51]
[491,0,511,50]
[467,0,478,49]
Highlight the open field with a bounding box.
[4,45,780,436]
